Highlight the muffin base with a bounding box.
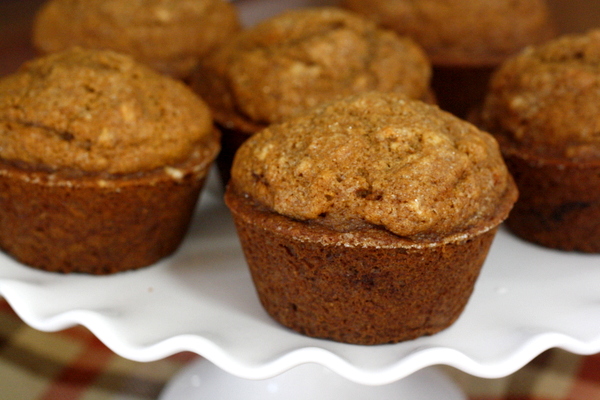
[501,148,600,253]
[225,187,501,345]
[0,152,214,274]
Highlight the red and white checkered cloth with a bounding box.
[0,299,195,399]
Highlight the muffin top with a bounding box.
[0,47,216,175]
[341,0,555,66]
[32,0,241,79]
[192,7,431,134]
[480,30,600,161]
[231,92,516,242]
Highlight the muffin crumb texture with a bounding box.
[341,0,555,65]
[481,30,600,161]
[32,0,241,78]
[0,47,215,175]
[193,7,431,132]
[232,92,515,241]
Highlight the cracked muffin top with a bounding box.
[230,92,517,242]
[192,7,431,134]
[341,0,555,66]
[0,47,217,175]
[32,0,241,79]
[479,30,600,162]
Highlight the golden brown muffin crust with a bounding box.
[480,30,600,161]
[231,92,516,241]
[32,0,241,78]
[341,0,555,66]
[0,47,216,175]
[193,7,431,133]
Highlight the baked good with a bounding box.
[0,47,220,274]
[191,7,432,183]
[31,0,241,80]
[341,0,556,117]
[225,92,518,344]
[478,30,600,253]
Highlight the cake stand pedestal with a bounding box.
[159,358,466,400]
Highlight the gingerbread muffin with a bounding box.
[341,0,556,117]
[225,92,517,345]
[0,47,220,274]
[191,7,432,183]
[478,30,600,253]
[31,0,241,80]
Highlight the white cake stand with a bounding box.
[1,169,599,399]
